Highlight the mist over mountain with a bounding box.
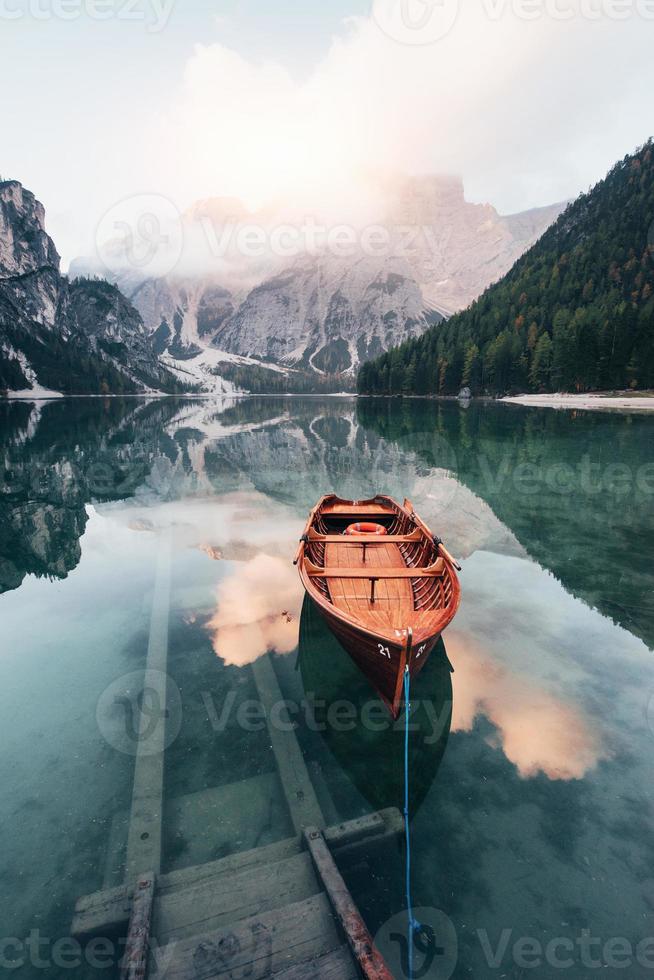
[72,175,564,386]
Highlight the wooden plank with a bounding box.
[304,829,394,980]
[72,836,301,939]
[321,507,395,517]
[154,851,320,944]
[322,540,418,633]
[308,531,422,544]
[158,836,300,897]
[153,893,340,980]
[125,531,172,879]
[120,873,155,980]
[307,562,445,579]
[324,809,403,849]
[72,883,134,940]
[163,775,293,873]
[329,811,405,867]
[251,655,324,834]
[270,946,359,979]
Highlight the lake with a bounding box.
[1,395,653,979]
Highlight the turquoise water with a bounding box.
[1,396,653,978]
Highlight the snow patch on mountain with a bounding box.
[159,346,292,395]
[2,345,63,400]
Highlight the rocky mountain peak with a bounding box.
[0,180,183,396]
[0,180,60,278]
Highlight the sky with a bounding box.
[1,0,653,267]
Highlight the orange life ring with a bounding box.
[344,522,388,536]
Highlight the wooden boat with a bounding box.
[295,494,461,718]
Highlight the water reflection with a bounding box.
[448,629,609,781]
[358,398,654,650]
[207,554,302,667]
[2,395,654,980]
[298,595,453,817]
[0,397,186,593]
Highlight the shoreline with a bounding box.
[4,390,654,411]
[502,392,654,412]
[2,391,359,403]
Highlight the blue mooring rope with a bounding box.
[403,665,420,980]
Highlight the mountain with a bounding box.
[384,174,566,315]
[73,176,565,383]
[0,180,185,397]
[358,140,654,396]
[213,252,438,373]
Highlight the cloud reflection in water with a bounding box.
[207,554,303,667]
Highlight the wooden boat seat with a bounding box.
[305,558,445,578]
[321,502,395,515]
[307,528,423,544]
[319,512,395,523]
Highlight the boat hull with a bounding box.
[319,603,442,716]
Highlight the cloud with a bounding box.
[154,2,654,216]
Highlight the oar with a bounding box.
[436,538,462,572]
[293,534,309,566]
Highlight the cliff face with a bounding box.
[0,180,182,396]
[0,181,60,278]
[212,253,439,373]
[387,175,567,314]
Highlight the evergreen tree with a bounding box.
[359,139,654,396]
[529,333,553,390]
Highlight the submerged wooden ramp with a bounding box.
[73,625,400,978]
[73,810,401,978]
